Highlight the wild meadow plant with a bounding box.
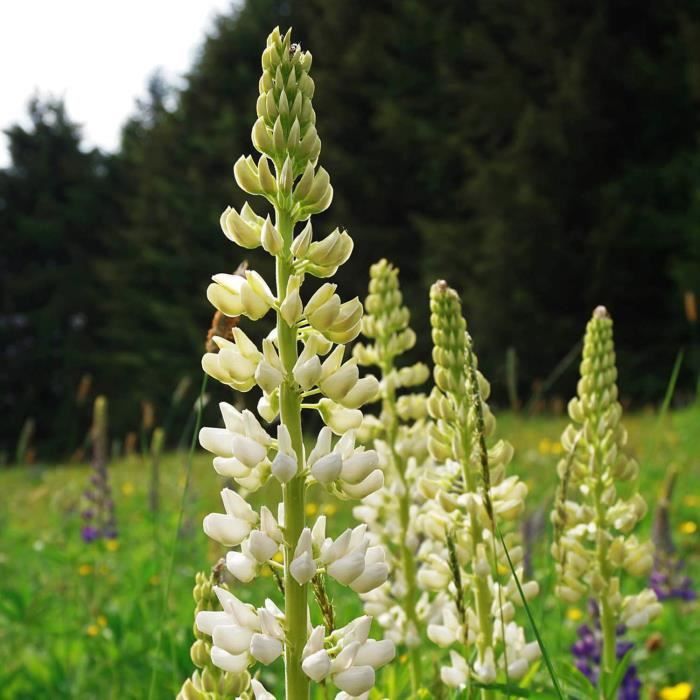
[175,24,691,700]
[417,281,540,697]
[81,396,118,543]
[351,259,432,692]
[552,307,662,694]
[195,27,394,699]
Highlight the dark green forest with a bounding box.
[3,0,700,458]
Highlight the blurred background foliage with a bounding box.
[2,0,700,458]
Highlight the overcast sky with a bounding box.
[0,0,236,166]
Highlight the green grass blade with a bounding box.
[147,371,208,700]
[658,349,684,423]
[497,527,564,700]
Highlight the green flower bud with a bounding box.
[305,228,353,277]
[233,155,263,195]
[317,398,363,435]
[280,274,303,326]
[291,220,312,258]
[220,205,261,249]
[260,216,283,255]
[257,155,277,196]
[176,678,205,700]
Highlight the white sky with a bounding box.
[0,0,237,166]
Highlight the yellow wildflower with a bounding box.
[78,564,93,576]
[659,682,693,700]
[121,481,135,496]
[679,521,697,535]
[566,607,583,622]
[105,539,120,552]
[86,624,100,637]
[97,615,108,628]
[305,503,318,516]
[149,575,161,586]
[322,503,338,516]
[683,495,699,507]
[538,438,551,455]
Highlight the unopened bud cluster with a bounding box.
[417,281,540,692]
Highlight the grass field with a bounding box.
[1,406,698,699]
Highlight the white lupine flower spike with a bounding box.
[415,280,540,696]
[551,307,660,689]
[349,259,433,695]
[194,27,389,698]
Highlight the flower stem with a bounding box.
[383,377,422,693]
[276,208,309,700]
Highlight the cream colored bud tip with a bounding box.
[433,279,450,292]
[593,305,610,319]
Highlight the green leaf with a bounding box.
[603,649,633,700]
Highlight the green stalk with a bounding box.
[383,376,422,693]
[457,419,494,700]
[594,478,616,691]
[590,391,616,692]
[276,208,309,700]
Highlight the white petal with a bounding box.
[340,450,379,485]
[213,456,250,478]
[349,562,389,593]
[203,513,252,547]
[195,610,230,636]
[341,470,384,499]
[353,639,395,669]
[271,451,297,483]
[199,427,234,457]
[226,551,258,582]
[250,633,283,665]
[302,649,331,682]
[220,488,258,523]
[232,434,267,468]
[311,452,342,484]
[290,551,316,585]
[302,625,326,658]
[333,666,375,696]
[251,679,275,700]
[248,531,279,562]
[212,624,253,655]
[210,646,249,673]
[327,547,367,585]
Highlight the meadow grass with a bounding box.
[0,406,697,699]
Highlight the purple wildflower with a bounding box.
[650,561,696,601]
[571,602,642,699]
[81,397,118,544]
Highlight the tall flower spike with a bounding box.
[177,567,251,700]
[351,259,431,694]
[552,306,661,690]
[418,281,540,698]
[81,396,118,543]
[197,27,392,698]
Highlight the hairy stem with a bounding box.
[276,208,309,700]
[458,409,494,700]
[379,363,422,692]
